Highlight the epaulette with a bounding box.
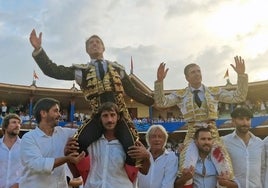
[72,63,89,69]
[207,86,220,94]
[175,88,187,97]
[109,61,125,70]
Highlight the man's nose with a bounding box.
[107,115,113,121]
[243,119,250,125]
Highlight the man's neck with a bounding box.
[3,134,18,149]
[199,152,208,161]
[236,131,251,145]
[150,148,164,160]
[190,83,202,90]
[90,54,104,60]
[104,130,116,141]
[38,123,55,136]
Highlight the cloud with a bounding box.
[0,0,267,91]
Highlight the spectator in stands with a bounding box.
[65,102,150,188]
[1,102,7,117]
[0,114,23,188]
[222,107,265,188]
[29,29,154,167]
[174,127,238,188]
[154,56,248,187]
[136,124,178,188]
[264,136,268,187]
[19,97,85,188]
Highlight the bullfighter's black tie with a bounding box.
[97,60,105,80]
[193,90,202,107]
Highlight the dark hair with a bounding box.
[184,63,199,76]
[33,98,60,123]
[85,35,105,49]
[1,113,21,134]
[194,127,211,139]
[231,107,253,118]
[98,102,120,116]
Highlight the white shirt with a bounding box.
[264,136,268,188]
[222,131,265,188]
[0,136,23,188]
[193,155,217,188]
[19,126,76,188]
[84,135,134,188]
[190,86,205,101]
[137,149,178,188]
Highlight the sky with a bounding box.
[1,0,268,90]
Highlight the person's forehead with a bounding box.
[101,110,116,115]
[188,65,200,72]
[9,118,20,122]
[89,36,102,43]
[198,131,212,138]
[234,116,251,119]
[150,128,165,136]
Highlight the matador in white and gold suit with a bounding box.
[154,56,248,187]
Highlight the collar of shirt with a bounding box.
[190,85,205,101]
[190,85,204,93]
[197,154,212,162]
[87,58,104,65]
[91,59,108,71]
[232,130,256,140]
[36,126,58,137]
[100,134,120,144]
[0,135,21,143]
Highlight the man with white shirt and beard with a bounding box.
[0,114,23,188]
[222,107,265,188]
[19,98,85,188]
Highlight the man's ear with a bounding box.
[40,110,46,118]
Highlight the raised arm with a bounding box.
[29,29,76,80]
[154,62,179,108]
[218,55,248,103]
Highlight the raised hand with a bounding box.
[29,29,42,50]
[157,62,169,82]
[231,56,245,74]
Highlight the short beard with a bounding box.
[6,130,19,137]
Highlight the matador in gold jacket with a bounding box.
[154,57,248,187]
[29,29,154,166]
